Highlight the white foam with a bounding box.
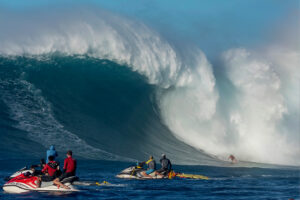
[222,48,299,165]
[0,8,182,88]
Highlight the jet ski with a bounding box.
[116,166,167,179]
[116,166,210,180]
[3,167,79,193]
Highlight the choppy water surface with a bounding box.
[0,159,299,199]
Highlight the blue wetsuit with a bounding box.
[46,146,58,163]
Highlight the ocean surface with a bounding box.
[0,159,299,200]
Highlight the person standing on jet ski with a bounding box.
[53,150,76,188]
[141,155,156,178]
[46,145,58,164]
[155,154,172,177]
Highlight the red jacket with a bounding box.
[42,161,58,176]
[63,157,76,173]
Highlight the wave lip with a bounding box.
[0,7,184,88]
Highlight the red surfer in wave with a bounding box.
[228,154,238,164]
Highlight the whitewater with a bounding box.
[0,5,299,167]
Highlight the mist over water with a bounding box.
[0,3,299,166]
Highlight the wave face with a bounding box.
[0,56,217,164]
[0,5,299,165]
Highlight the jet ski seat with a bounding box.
[61,176,79,184]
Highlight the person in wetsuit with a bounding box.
[31,158,46,169]
[228,154,238,164]
[29,159,46,176]
[53,150,76,189]
[156,154,172,177]
[141,155,156,178]
[36,155,61,187]
[46,145,58,164]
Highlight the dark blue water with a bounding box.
[0,159,299,199]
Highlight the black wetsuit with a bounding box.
[157,158,172,174]
[148,160,156,170]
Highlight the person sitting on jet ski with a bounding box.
[28,159,46,176]
[141,155,156,178]
[136,161,145,169]
[36,155,65,188]
[53,150,76,189]
[155,154,172,177]
[130,161,145,175]
[31,158,46,168]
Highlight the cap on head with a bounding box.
[161,154,166,159]
[67,150,72,156]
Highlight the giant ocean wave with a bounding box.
[0,6,299,166]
